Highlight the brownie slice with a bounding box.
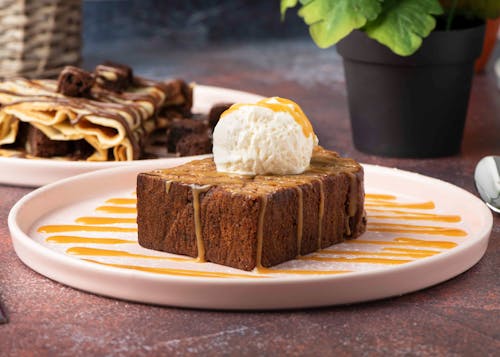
[137,147,366,271]
[95,61,133,92]
[176,133,212,156]
[163,79,193,117]
[72,139,95,160]
[165,118,208,153]
[26,126,72,157]
[208,102,233,130]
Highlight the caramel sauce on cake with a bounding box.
[137,147,365,271]
[221,97,314,138]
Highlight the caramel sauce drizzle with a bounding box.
[67,247,192,262]
[165,181,172,194]
[318,249,438,259]
[317,180,325,250]
[256,267,350,275]
[296,187,304,256]
[365,201,435,210]
[221,97,314,138]
[347,173,359,217]
[346,237,458,249]
[191,184,211,262]
[38,188,467,275]
[367,222,467,236]
[96,205,137,214]
[382,247,440,254]
[344,173,358,236]
[365,194,396,200]
[105,198,137,205]
[84,259,265,279]
[46,236,133,244]
[367,208,461,223]
[38,225,137,233]
[299,256,411,265]
[256,196,268,268]
[75,217,136,225]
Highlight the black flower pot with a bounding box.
[337,24,485,158]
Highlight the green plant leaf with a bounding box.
[296,0,383,48]
[364,0,444,56]
[280,0,299,20]
[441,0,500,19]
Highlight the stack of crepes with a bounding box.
[0,63,192,161]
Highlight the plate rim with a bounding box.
[8,161,493,286]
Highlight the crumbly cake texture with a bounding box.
[165,118,208,153]
[208,102,233,130]
[137,147,366,271]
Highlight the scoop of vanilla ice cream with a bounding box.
[213,97,318,175]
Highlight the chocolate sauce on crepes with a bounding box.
[0,67,192,161]
[95,61,133,92]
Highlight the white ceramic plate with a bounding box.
[8,163,493,310]
[0,85,264,187]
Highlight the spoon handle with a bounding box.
[474,156,500,213]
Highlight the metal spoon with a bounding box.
[474,156,500,214]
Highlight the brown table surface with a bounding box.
[1,40,499,356]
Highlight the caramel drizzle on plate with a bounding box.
[75,217,136,225]
[46,235,134,244]
[84,259,266,279]
[366,208,461,223]
[67,247,192,262]
[96,205,136,214]
[345,237,458,249]
[37,190,467,278]
[105,198,137,205]
[365,193,397,200]
[38,224,137,233]
[365,201,435,210]
[367,222,467,236]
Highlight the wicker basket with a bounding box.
[0,0,81,79]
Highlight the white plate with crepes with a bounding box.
[0,85,263,187]
[8,161,493,310]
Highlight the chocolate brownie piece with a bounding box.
[95,61,133,92]
[175,133,212,156]
[156,108,185,129]
[26,125,72,157]
[137,147,366,271]
[164,79,193,116]
[3,121,29,150]
[208,102,233,130]
[72,139,95,160]
[166,118,207,153]
[57,66,94,97]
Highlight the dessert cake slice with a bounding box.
[137,147,366,271]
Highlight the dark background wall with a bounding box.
[81,0,324,87]
[83,0,308,48]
